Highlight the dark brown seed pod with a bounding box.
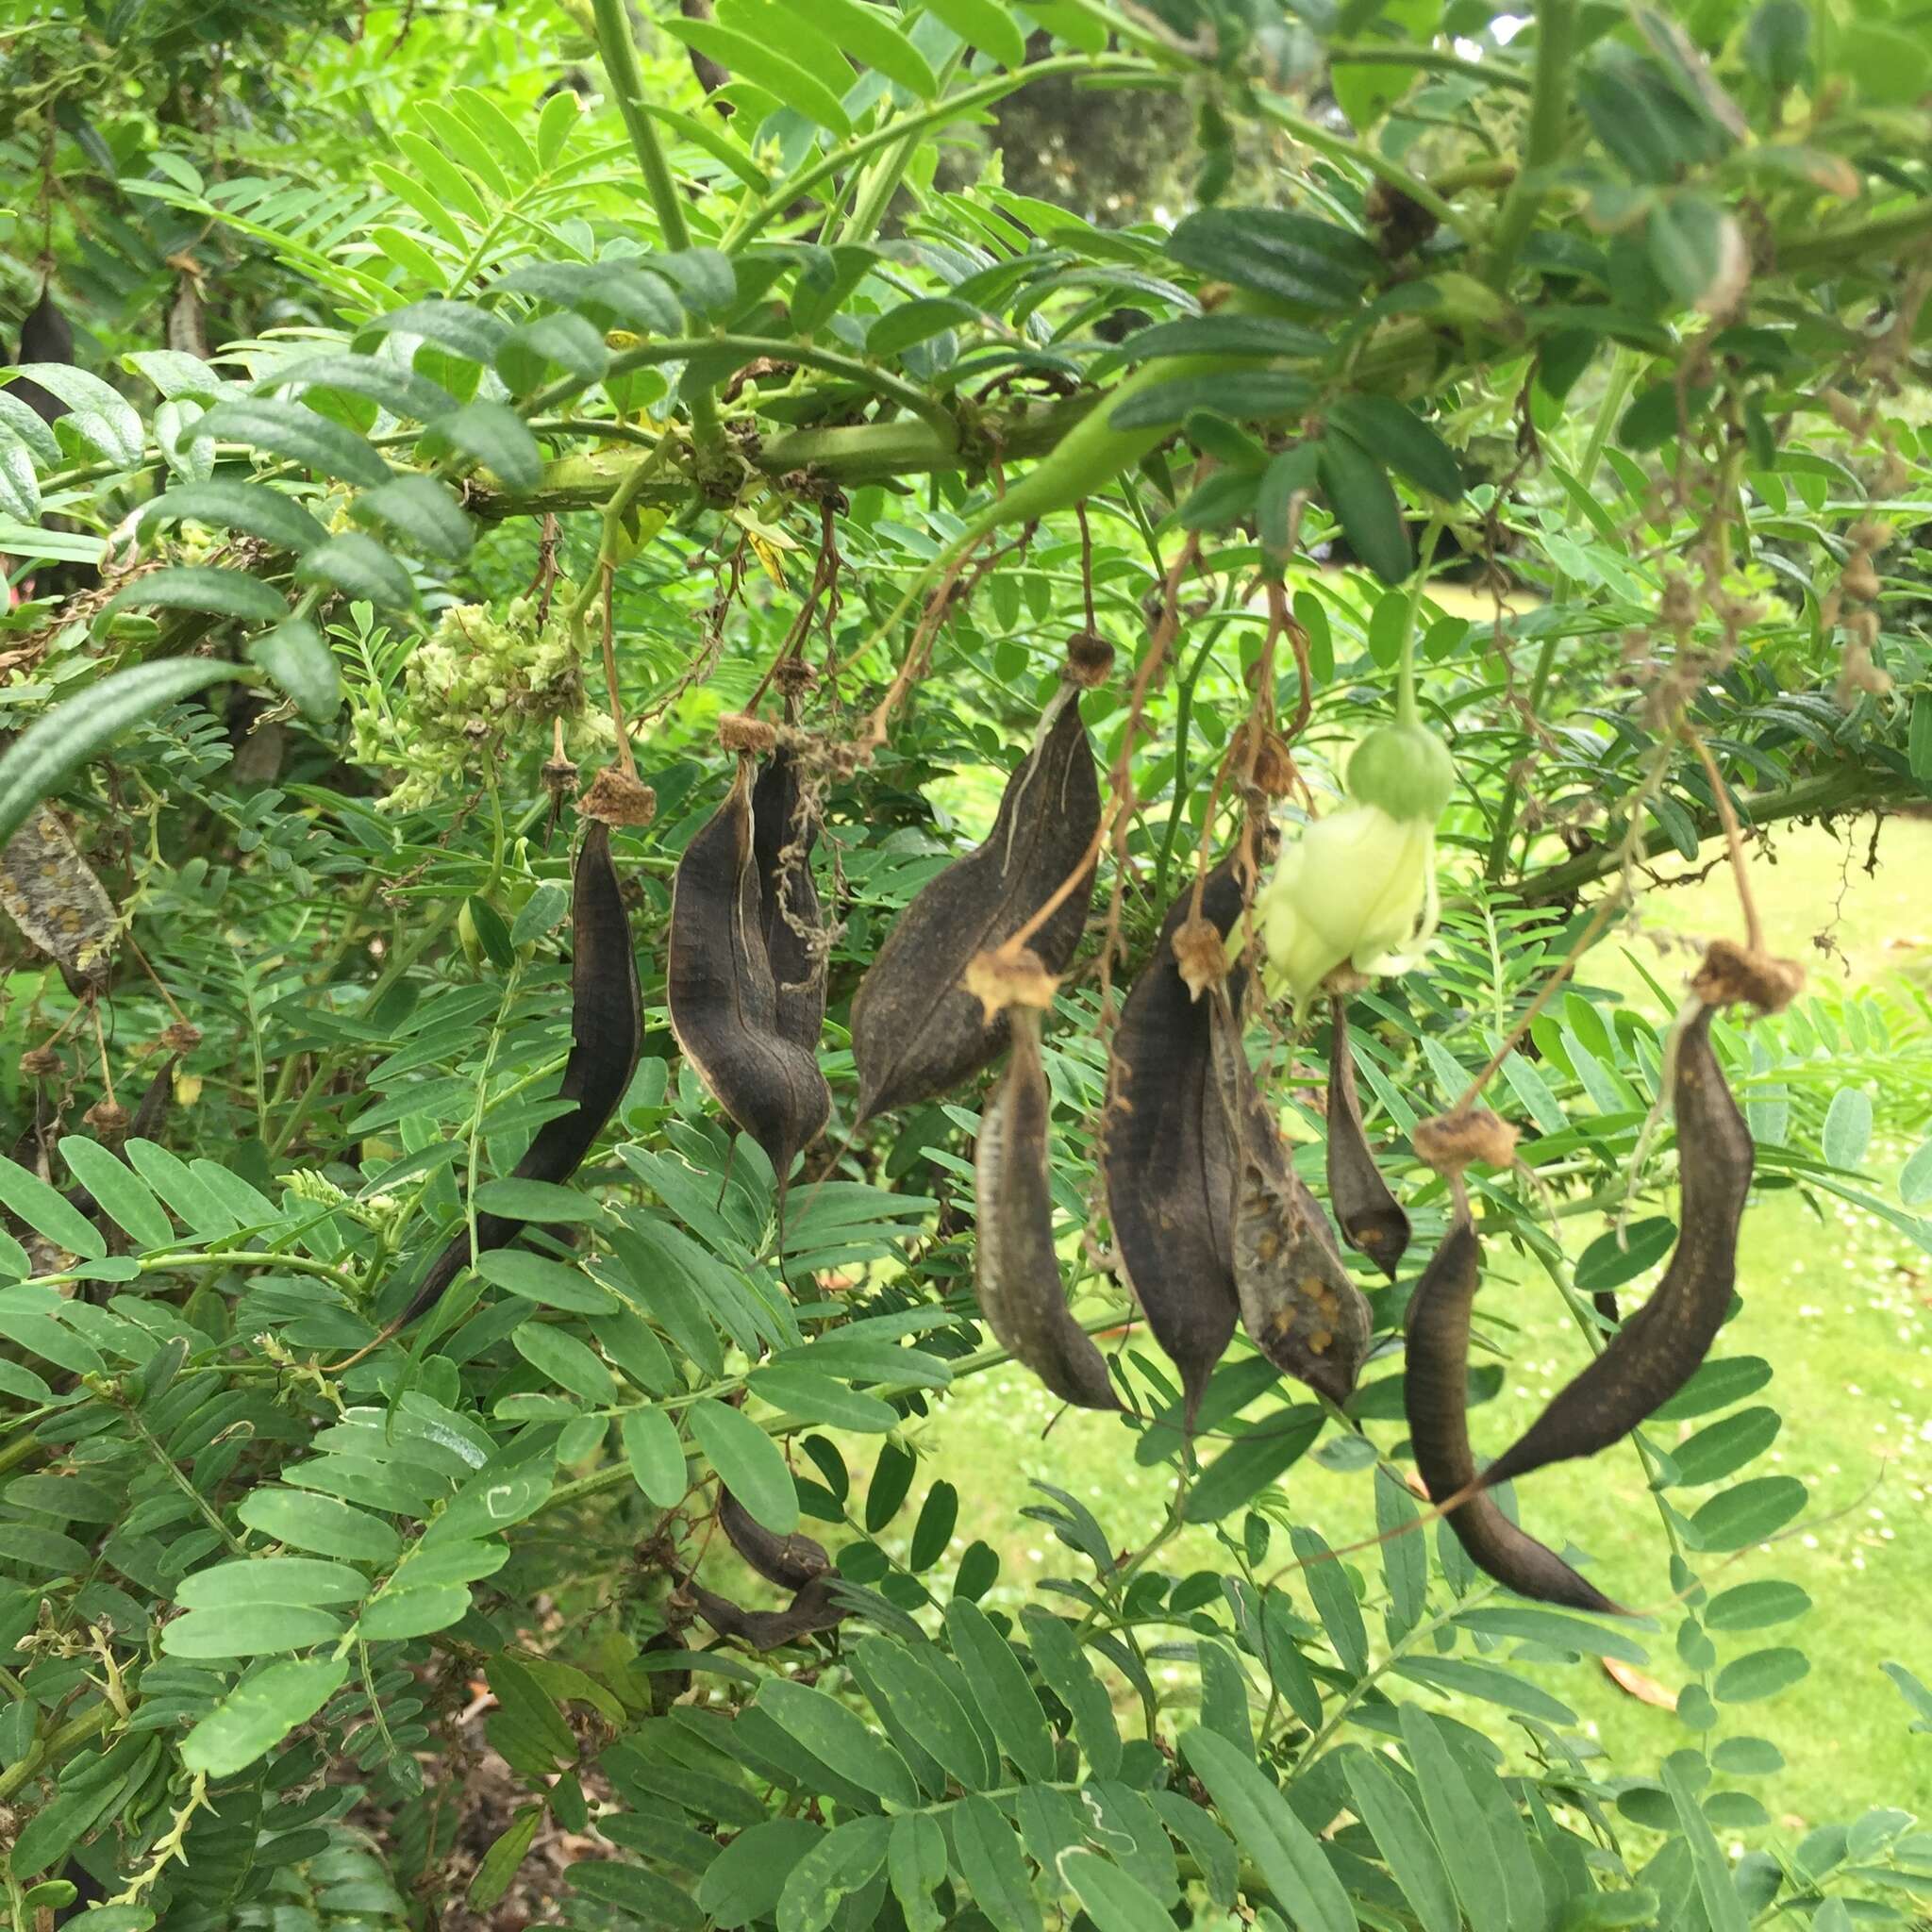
[1480,1001,1750,1491]
[9,286,74,425]
[750,741,826,1057]
[718,1486,831,1590]
[667,758,830,1195]
[1325,999,1410,1280]
[399,822,642,1326]
[1101,858,1249,1425]
[974,1002,1121,1411]
[850,687,1100,1124]
[1404,1206,1625,1614]
[1207,988,1371,1407]
[683,1574,847,1651]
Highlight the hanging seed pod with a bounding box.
[9,285,73,425]
[682,1574,847,1651]
[1206,987,1372,1407]
[1479,999,1752,1491]
[850,685,1100,1124]
[718,1486,832,1590]
[1101,858,1249,1425]
[667,754,830,1196]
[1405,1204,1624,1613]
[972,990,1121,1411]
[749,740,826,1056]
[399,823,641,1326]
[1325,999,1410,1280]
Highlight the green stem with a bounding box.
[1324,41,1535,92]
[525,335,958,444]
[1396,521,1441,729]
[1483,350,1636,882]
[1487,0,1579,277]
[725,55,1151,249]
[588,0,720,452]
[1252,97,1476,243]
[0,1699,113,1804]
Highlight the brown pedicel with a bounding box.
[666,753,831,1201]
[1404,1206,1625,1614]
[1206,986,1371,1407]
[1101,858,1249,1425]
[973,1000,1121,1411]
[1480,998,1752,1491]
[399,821,642,1326]
[1325,999,1411,1280]
[749,739,827,1058]
[849,684,1100,1124]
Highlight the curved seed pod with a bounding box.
[750,741,826,1054]
[400,822,642,1325]
[719,1486,830,1591]
[667,758,831,1192]
[851,687,1099,1124]
[974,1003,1121,1411]
[1405,1209,1624,1614]
[10,286,73,425]
[1481,1002,1750,1491]
[685,1574,847,1652]
[1207,989,1372,1407]
[1101,858,1249,1424]
[1325,1000,1410,1279]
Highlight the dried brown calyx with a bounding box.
[1690,938,1804,1016]
[159,1022,203,1054]
[1412,1108,1519,1178]
[962,945,1058,1024]
[82,1099,130,1143]
[578,764,657,827]
[1172,914,1230,1001]
[717,711,779,755]
[19,1047,60,1080]
[771,656,819,700]
[851,685,1100,1124]
[1063,630,1115,689]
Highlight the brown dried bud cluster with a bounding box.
[159,1022,203,1054]
[1248,728,1300,800]
[1412,1108,1520,1177]
[1062,630,1115,689]
[717,712,778,755]
[1172,915,1231,1000]
[19,1047,60,1079]
[963,945,1059,1023]
[1691,938,1805,1016]
[578,766,658,827]
[84,1099,130,1141]
[771,657,819,699]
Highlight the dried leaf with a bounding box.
[0,806,118,995]
[851,687,1099,1123]
[1602,1657,1677,1709]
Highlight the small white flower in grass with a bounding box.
[1250,717,1453,1008]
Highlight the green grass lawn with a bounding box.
[862,819,1932,1833]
